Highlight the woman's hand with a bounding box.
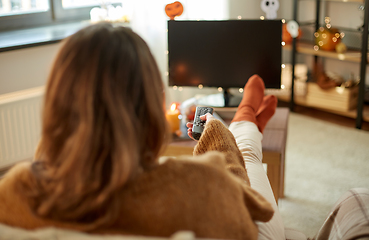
[186,113,216,141]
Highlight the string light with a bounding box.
[237,16,242,19]
[281,42,286,46]
[281,64,285,68]
[218,87,223,92]
[260,16,265,20]
[314,45,319,51]
[239,88,244,93]
[198,84,203,89]
[281,19,286,23]
[281,85,285,89]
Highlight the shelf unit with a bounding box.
[289,0,369,128]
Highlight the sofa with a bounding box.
[0,222,308,240]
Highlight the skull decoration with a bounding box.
[261,0,279,20]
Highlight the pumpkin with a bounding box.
[282,23,301,44]
[165,1,183,20]
[315,27,341,51]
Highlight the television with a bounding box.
[167,20,282,107]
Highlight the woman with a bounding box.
[0,23,277,239]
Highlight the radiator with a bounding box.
[0,87,44,169]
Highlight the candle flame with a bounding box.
[170,103,176,111]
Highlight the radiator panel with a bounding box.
[0,88,43,168]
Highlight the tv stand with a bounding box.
[197,88,242,108]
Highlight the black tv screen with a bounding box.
[168,20,282,89]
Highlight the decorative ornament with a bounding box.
[282,20,301,44]
[314,17,344,52]
[165,1,183,20]
[335,42,347,53]
[260,0,279,20]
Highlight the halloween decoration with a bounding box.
[165,1,183,20]
[313,62,340,90]
[261,0,279,20]
[335,42,347,53]
[282,20,301,44]
[314,17,344,51]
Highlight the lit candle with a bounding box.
[166,103,180,133]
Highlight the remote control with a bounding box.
[192,106,214,140]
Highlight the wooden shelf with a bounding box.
[274,92,369,122]
[283,42,366,63]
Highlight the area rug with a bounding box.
[278,112,369,238]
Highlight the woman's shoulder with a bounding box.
[0,161,33,189]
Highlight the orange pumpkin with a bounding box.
[315,27,341,51]
[165,1,183,20]
[282,23,302,44]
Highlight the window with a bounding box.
[0,0,49,16]
[0,0,122,32]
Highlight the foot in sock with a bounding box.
[256,95,278,133]
[231,74,265,125]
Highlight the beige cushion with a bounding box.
[0,223,200,240]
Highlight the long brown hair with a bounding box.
[31,23,169,227]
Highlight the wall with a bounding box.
[1,0,368,101]
[0,44,60,95]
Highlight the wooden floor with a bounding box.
[278,101,369,131]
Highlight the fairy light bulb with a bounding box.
[218,87,223,92]
[173,85,178,90]
[178,87,183,91]
[198,84,203,89]
[239,88,244,93]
